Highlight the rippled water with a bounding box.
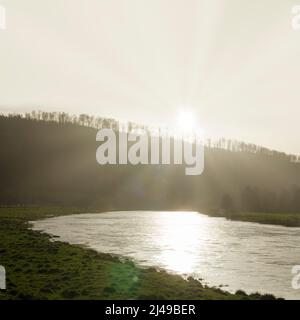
[31,211,300,299]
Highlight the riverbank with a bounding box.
[207,211,300,227]
[0,207,278,300]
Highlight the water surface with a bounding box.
[32,211,300,299]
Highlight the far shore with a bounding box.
[206,211,300,228]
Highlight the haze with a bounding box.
[0,0,299,154]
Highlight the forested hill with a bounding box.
[1,114,300,214]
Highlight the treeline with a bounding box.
[5,111,300,163]
[1,113,300,215]
[221,185,300,214]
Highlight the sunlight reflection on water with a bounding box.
[32,211,300,299]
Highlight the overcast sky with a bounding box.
[0,0,299,154]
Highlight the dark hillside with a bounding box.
[1,115,300,214]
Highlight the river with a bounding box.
[31,211,300,299]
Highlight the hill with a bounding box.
[1,114,300,218]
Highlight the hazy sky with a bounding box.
[0,0,299,154]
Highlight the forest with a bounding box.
[1,111,300,215]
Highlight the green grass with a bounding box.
[0,207,278,300]
[210,211,300,227]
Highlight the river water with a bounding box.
[31,211,300,299]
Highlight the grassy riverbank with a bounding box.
[207,211,300,227]
[0,207,278,300]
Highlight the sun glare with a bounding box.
[176,110,196,131]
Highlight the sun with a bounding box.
[176,110,196,132]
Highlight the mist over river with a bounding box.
[31,211,300,299]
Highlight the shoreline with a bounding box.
[0,207,280,300]
[206,211,300,228]
[2,206,300,228]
